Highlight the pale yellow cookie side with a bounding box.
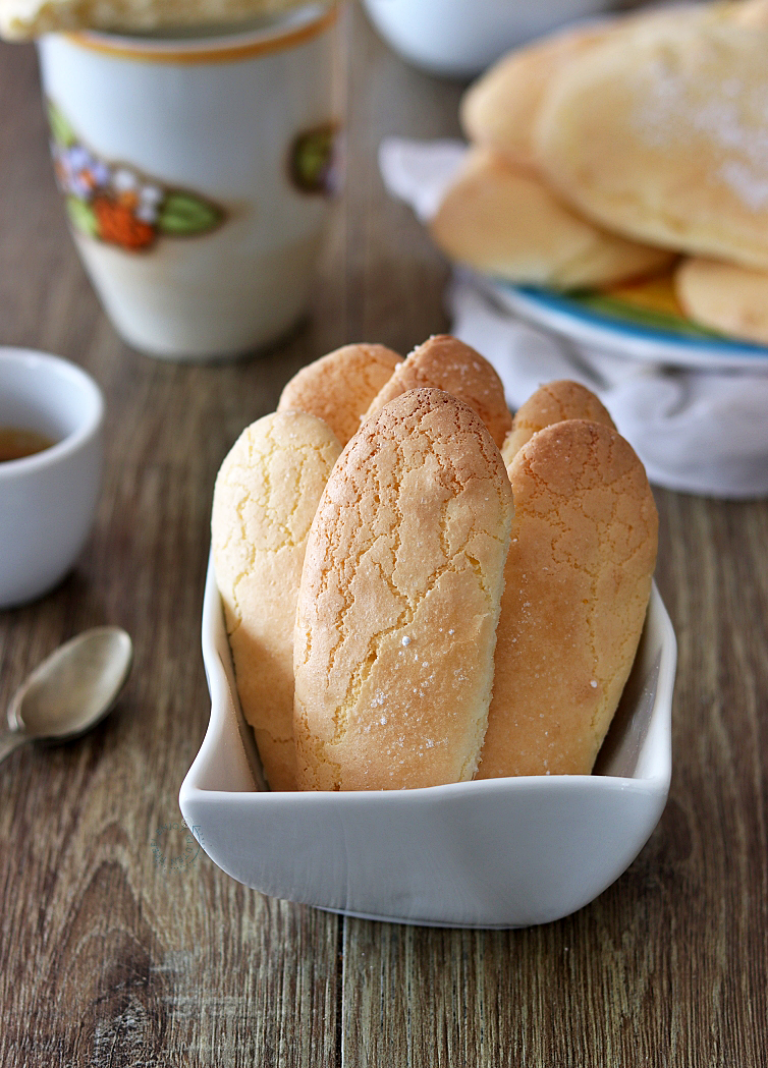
[212,410,342,791]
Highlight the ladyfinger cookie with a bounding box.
[478,418,658,779]
[277,343,402,446]
[212,411,342,791]
[365,334,512,449]
[294,388,514,791]
[501,379,615,466]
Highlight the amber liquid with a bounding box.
[0,426,56,463]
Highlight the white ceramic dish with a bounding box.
[179,556,675,928]
[362,0,611,78]
[492,281,768,371]
[0,348,104,608]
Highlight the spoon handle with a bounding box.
[0,731,32,766]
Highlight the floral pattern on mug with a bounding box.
[47,100,225,252]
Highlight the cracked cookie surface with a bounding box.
[502,379,615,466]
[294,388,514,790]
[478,418,658,778]
[212,411,342,791]
[366,334,512,450]
[278,343,402,446]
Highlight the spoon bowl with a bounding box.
[1,627,132,764]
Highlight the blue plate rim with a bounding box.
[485,280,768,371]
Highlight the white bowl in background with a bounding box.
[0,348,104,609]
[362,0,611,78]
[179,556,675,928]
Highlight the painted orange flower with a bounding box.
[93,197,156,251]
[48,100,226,252]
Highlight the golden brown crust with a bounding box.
[212,411,342,791]
[674,256,768,344]
[365,333,512,449]
[429,148,674,290]
[278,343,402,447]
[478,418,658,779]
[501,379,615,466]
[293,388,514,791]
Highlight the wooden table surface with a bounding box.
[1,7,767,1065]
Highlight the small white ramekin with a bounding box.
[0,348,104,608]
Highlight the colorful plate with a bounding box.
[491,273,768,371]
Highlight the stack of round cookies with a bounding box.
[431,0,768,345]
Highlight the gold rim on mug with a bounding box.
[63,1,338,65]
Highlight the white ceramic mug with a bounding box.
[362,0,611,78]
[36,2,340,361]
[0,348,104,608]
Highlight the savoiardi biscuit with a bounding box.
[278,343,402,446]
[365,333,512,449]
[293,388,514,791]
[429,148,674,290]
[674,256,768,345]
[212,410,342,791]
[478,418,658,779]
[501,378,615,466]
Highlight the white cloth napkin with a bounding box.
[380,137,768,498]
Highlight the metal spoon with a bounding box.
[0,627,133,765]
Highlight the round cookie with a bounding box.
[478,418,658,780]
[294,388,514,791]
[501,379,615,466]
[460,1,721,173]
[460,21,613,172]
[212,410,342,791]
[365,333,512,449]
[675,256,768,345]
[429,148,674,291]
[729,0,768,27]
[535,16,768,270]
[278,343,402,447]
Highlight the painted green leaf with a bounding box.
[157,192,222,236]
[66,196,98,238]
[290,125,336,193]
[47,100,77,148]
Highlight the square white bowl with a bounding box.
[179,555,675,928]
